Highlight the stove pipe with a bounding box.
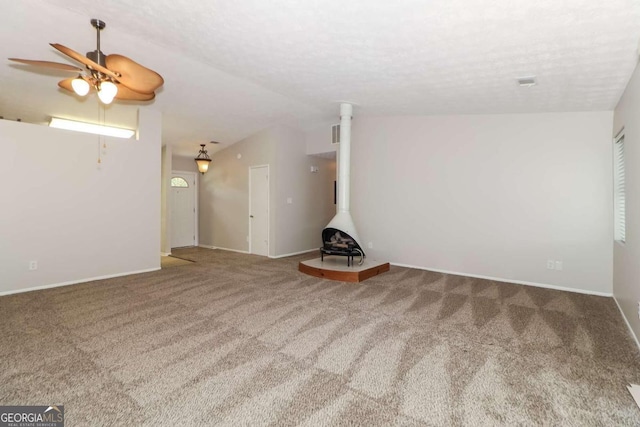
[324,103,363,250]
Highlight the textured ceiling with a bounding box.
[1,0,639,155]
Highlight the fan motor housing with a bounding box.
[86,50,107,68]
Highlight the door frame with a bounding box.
[248,164,270,256]
[171,170,199,247]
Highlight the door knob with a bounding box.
[250,215,254,218]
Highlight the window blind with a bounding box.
[613,133,626,243]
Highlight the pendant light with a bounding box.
[194,144,211,174]
[71,76,90,96]
[97,81,118,104]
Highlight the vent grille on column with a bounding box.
[331,124,340,144]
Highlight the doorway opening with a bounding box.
[171,171,197,248]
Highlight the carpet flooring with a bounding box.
[161,255,195,268]
[1,247,639,426]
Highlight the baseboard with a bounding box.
[198,244,217,250]
[269,248,318,259]
[160,252,171,257]
[199,244,315,258]
[199,244,250,255]
[390,262,613,297]
[613,296,640,351]
[0,267,161,297]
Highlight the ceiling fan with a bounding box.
[9,19,163,104]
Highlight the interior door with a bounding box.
[249,165,269,256]
[171,172,196,248]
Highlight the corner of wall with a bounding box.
[612,59,640,348]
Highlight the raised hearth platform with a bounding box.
[299,257,390,283]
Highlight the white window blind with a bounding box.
[613,132,626,243]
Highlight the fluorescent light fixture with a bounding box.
[49,117,135,139]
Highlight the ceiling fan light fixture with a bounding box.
[97,81,118,104]
[194,144,212,174]
[71,76,90,96]
[9,19,164,106]
[97,91,114,104]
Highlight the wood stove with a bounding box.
[320,227,365,266]
[320,103,367,267]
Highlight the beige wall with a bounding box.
[0,109,162,294]
[349,112,613,294]
[199,127,277,253]
[274,126,336,255]
[613,60,640,344]
[172,155,199,173]
[199,125,335,256]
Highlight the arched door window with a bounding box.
[171,177,189,188]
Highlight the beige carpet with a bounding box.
[1,247,639,426]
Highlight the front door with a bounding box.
[171,172,196,248]
[249,165,269,256]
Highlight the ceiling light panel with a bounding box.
[49,117,135,139]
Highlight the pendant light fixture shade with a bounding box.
[194,144,211,174]
[97,81,118,104]
[71,76,90,96]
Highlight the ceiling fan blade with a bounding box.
[9,58,83,72]
[50,43,118,80]
[114,84,155,101]
[105,54,163,94]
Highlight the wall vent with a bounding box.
[331,124,340,144]
[517,76,537,87]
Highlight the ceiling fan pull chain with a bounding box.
[96,97,103,168]
[101,99,108,156]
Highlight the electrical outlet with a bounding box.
[368,242,373,249]
[29,260,38,271]
[246,236,249,243]
[546,260,555,270]
[637,302,640,320]
[555,260,563,271]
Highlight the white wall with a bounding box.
[350,112,613,294]
[613,60,640,343]
[0,109,162,294]
[199,125,335,256]
[275,126,336,256]
[161,144,172,255]
[306,122,338,156]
